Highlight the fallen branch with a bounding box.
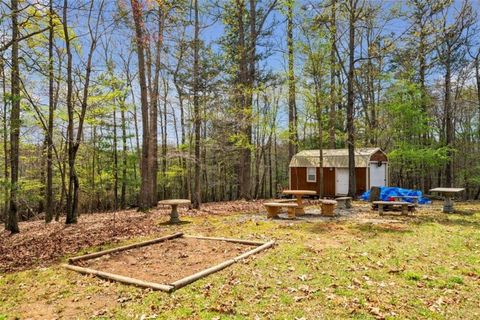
[233,240,276,261]
[63,264,174,292]
[170,259,236,289]
[183,235,265,246]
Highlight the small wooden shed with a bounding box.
[289,148,388,197]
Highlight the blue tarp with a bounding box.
[360,187,431,204]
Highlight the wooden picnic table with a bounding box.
[429,188,465,213]
[282,190,317,215]
[391,195,419,206]
[158,199,191,223]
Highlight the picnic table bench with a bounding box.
[391,195,419,206]
[335,196,352,209]
[373,201,415,216]
[264,202,298,219]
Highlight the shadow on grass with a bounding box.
[412,214,480,229]
[352,223,413,235]
[158,220,192,226]
[448,210,476,216]
[306,220,349,234]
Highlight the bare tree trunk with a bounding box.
[130,0,151,210]
[63,0,76,224]
[192,0,201,209]
[65,0,104,223]
[113,106,118,210]
[346,0,357,198]
[475,54,480,142]
[92,126,96,209]
[148,5,164,206]
[328,0,337,149]
[45,0,55,222]
[236,0,251,200]
[120,104,127,209]
[1,56,9,222]
[172,33,188,198]
[287,0,297,161]
[444,58,453,187]
[161,78,168,199]
[7,0,20,233]
[315,87,324,198]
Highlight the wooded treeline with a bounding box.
[0,0,479,232]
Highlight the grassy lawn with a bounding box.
[1,201,479,319]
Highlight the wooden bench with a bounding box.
[321,200,338,216]
[373,201,415,216]
[264,202,298,219]
[335,196,352,209]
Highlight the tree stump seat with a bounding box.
[320,200,337,216]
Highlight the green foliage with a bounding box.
[380,80,450,172]
[389,145,451,169]
[381,80,430,140]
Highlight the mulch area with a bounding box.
[0,200,268,273]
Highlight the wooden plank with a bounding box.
[233,240,276,262]
[62,264,174,292]
[264,202,298,207]
[170,259,236,289]
[171,240,275,290]
[68,232,184,263]
[183,235,265,246]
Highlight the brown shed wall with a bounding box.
[290,167,336,197]
[291,167,367,197]
[356,167,367,195]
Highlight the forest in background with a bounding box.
[0,0,479,233]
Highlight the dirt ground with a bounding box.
[80,238,253,284]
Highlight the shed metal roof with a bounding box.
[289,147,385,168]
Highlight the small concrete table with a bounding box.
[282,190,317,215]
[391,195,419,206]
[429,188,465,213]
[158,199,191,223]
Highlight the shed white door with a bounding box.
[369,163,386,187]
[335,168,349,195]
